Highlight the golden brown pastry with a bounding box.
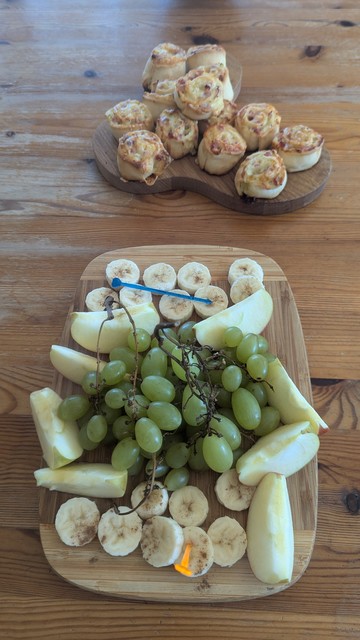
[117,130,172,185]
[198,99,239,135]
[174,68,224,120]
[234,103,281,151]
[142,79,177,120]
[142,42,187,90]
[271,124,324,172]
[200,63,234,101]
[105,99,154,141]
[197,123,246,175]
[234,150,287,199]
[155,107,199,159]
[186,44,227,69]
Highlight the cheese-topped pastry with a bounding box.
[142,42,187,91]
[199,99,239,135]
[105,99,154,141]
[235,150,287,199]
[142,79,177,120]
[271,124,324,172]
[186,43,227,69]
[235,103,281,151]
[117,130,172,185]
[174,68,224,121]
[155,107,199,159]
[197,123,246,175]
[200,63,234,101]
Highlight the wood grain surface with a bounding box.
[1,0,360,638]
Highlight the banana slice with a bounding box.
[177,261,212,295]
[55,497,100,547]
[207,516,247,567]
[143,262,177,292]
[85,287,120,311]
[98,506,143,556]
[214,468,256,511]
[119,287,152,307]
[159,289,194,323]
[168,485,209,527]
[175,526,214,577]
[141,515,184,567]
[105,259,140,287]
[131,481,169,519]
[230,275,264,304]
[228,258,264,285]
[193,285,228,319]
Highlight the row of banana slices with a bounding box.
[55,468,253,576]
[85,256,265,322]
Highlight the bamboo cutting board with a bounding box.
[38,245,318,602]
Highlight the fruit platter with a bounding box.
[33,245,327,602]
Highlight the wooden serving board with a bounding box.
[39,245,318,602]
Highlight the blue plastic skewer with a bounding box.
[112,277,212,305]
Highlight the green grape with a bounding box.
[164,467,190,490]
[246,353,269,381]
[165,364,180,387]
[111,437,140,471]
[182,384,208,426]
[162,432,184,451]
[86,414,108,443]
[224,326,244,348]
[151,326,179,351]
[82,371,103,395]
[164,442,190,468]
[221,365,242,392]
[263,351,277,363]
[177,321,196,344]
[217,406,241,426]
[236,333,259,363]
[78,424,99,450]
[127,328,152,352]
[104,387,127,409]
[254,406,281,436]
[231,387,261,430]
[188,437,209,471]
[245,380,268,408]
[140,375,175,403]
[209,414,242,451]
[127,453,145,477]
[257,335,269,354]
[147,401,182,431]
[202,433,233,472]
[115,379,133,395]
[215,386,232,408]
[109,346,142,373]
[232,446,245,467]
[207,369,223,385]
[135,417,163,453]
[171,345,201,382]
[58,394,90,421]
[124,394,149,420]
[239,369,251,388]
[141,347,168,378]
[139,447,153,459]
[145,458,170,478]
[112,415,135,441]
[77,407,95,429]
[99,401,121,425]
[100,360,127,385]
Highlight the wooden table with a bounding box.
[1,0,359,638]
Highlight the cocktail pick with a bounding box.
[111,277,212,305]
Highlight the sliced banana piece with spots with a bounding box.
[177,261,212,295]
[131,481,169,519]
[142,262,177,292]
[228,257,264,285]
[168,485,209,527]
[229,275,264,304]
[119,286,152,307]
[193,285,228,319]
[97,506,143,556]
[159,289,194,322]
[55,497,100,547]
[214,467,256,511]
[105,258,140,287]
[175,525,214,577]
[85,286,120,311]
[141,515,184,567]
[207,516,247,567]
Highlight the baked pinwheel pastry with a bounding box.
[235,150,287,199]
[105,99,154,141]
[199,99,239,134]
[235,103,281,151]
[142,79,177,120]
[142,42,187,91]
[200,63,234,101]
[186,43,227,69]
[155,107,199,159]
[117,130,172,185]
[271,124,324,172]
[174,68,224,120]
[197,123,246,175]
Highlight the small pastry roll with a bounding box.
[117,130,172,186]
[105,99,154,141]
[199,99,239,135]
[235,150,287,199]
[271,124,324,172]
[142,79,177,120]
[174,68,224,121]
[142,42,187,90]
[200,63,234,101]
[186,43,227,69]
[155,107,199,159]
[235,103,281,151]
[197,123,246,175]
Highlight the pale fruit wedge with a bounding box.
[265,357,329,434]
[236,421,319,486]
[30,387,83,469]
[70,303,160,354]
[34,463,127,498]
[246,472,294,584]
[193,288,273,349]
[50,345,107,385]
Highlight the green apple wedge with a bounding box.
[265,357,329,434]
[70,302,160,354]
[30,387,83,469]
[50,345,106,385]
[236,421,319,486]
[34,463,127,498]
[193,288,273,349]
[246,472,294,584]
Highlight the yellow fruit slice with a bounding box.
[50,345,106,385]
[34,463,127,498]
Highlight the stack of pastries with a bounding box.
[104,42,324,199]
